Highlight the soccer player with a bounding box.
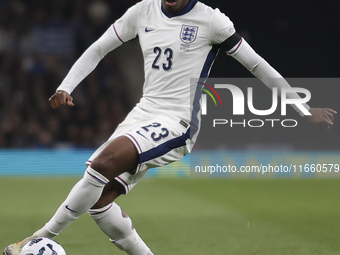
[4,0,336,254]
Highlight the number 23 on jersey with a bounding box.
[152,47,173,71]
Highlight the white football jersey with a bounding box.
[113,0,235,136]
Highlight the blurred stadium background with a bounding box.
[0,0,339,150]
[1,0,340,254]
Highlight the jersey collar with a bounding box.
[161,0,198,18]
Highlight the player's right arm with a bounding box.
[48,26,121,109]
[49,91,74,109]
[49,2,141,109]
[54,26,124,96]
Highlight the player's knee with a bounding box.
[91,154,119,178]
[91,139,139,179]
[91,155,110,170]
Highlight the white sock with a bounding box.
[32,227,56,239]
[88,202,153,255]
[43,166,109,236]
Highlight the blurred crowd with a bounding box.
[0,0,139,148]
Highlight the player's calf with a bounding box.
[3,166,110,255]
[89,202,154,255]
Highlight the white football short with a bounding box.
[86,107,191,194]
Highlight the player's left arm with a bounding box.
[303,108,336,129]
[220,33,337,129]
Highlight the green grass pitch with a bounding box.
[1,177,340,255]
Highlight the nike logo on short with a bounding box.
[136,131,149,140]
[65,205,78,213]
[145,28,155,32]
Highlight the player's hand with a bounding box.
[303,108,337,130]
[49,90,74,109]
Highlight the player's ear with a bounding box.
[220,32,242,52]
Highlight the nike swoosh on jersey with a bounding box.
[65,205,78,213]
[145,28,155,32]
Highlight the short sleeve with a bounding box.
[113,2,142,42]
[210,8,236,44]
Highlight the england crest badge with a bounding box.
[180,25,198,44]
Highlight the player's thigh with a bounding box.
[115,117,191,193]
[87,109,191,193]
[86,109,144,167]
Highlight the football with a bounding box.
[20,237,66,255]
